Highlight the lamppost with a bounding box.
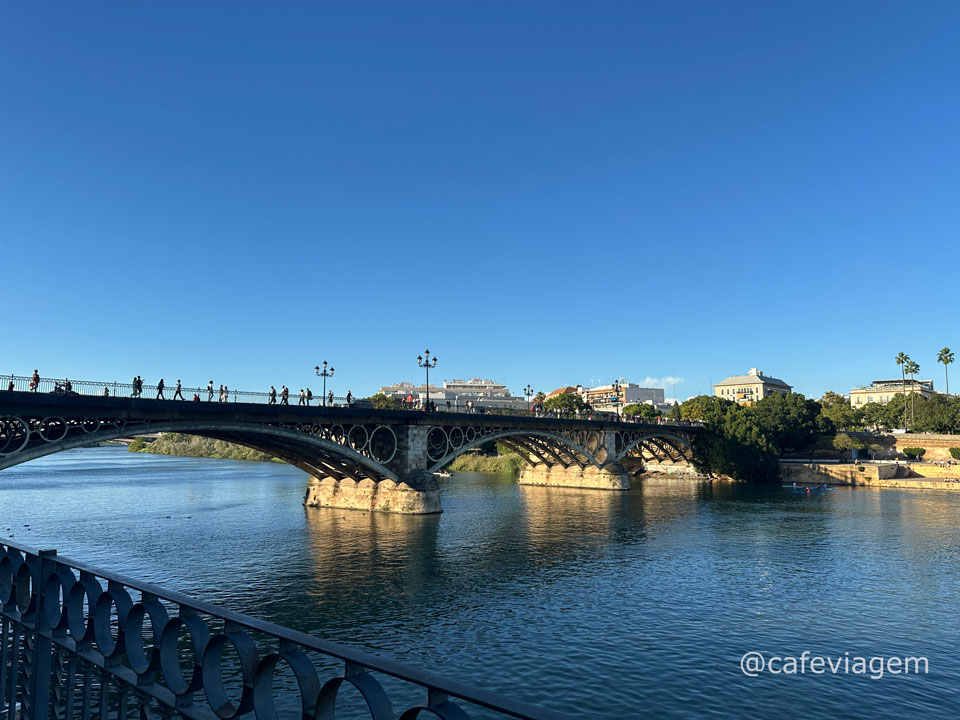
[417,349,437,410]
[314,362,334,406]
[524,384,534,412]
[612,379,621,418]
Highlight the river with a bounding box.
[2,446,959,718]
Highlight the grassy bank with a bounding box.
[447,453,525,475]
[128,433,276,462]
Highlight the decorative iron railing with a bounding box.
[0,541,570,720]
[1,376,348,407]
[2,374,701,425]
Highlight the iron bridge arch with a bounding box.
[0,416,401,483]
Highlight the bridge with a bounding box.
[0,385,702,514]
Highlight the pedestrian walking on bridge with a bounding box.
[31,370,39,392]
[156,379,165,400]
[327,390,333,406]
[306,388,313,406]
[173,380,184,401]
[269,386,277,404]
[207,381,214,401]
[280,386,289,405]
[298,389,306,406]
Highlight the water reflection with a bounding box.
[6,450,960,718]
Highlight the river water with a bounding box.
[2,446,959,718]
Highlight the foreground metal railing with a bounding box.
[0,541,569,720]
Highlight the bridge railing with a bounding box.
[0,540,570,720]
[2,374,702,426]
[1,375,350,407]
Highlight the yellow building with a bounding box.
[713,368,791,405]
[850,379,935,407]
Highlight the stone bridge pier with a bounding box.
[303,425,443,514]
[514,429,630,490]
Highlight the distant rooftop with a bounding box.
[714,368,791,389]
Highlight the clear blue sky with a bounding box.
[2,2,958,400]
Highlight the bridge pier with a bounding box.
[303,472,443,514]
[517,462,630,491]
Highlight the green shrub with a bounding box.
[127,438,146,452]
[950,448,960,460]
[857,465,865,472]
[447,453,525,475]
[902,447,926,460]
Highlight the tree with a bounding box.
[819,391,863,431]
[623,402,659,422]
[938,347,954,396]
[534,391,546,406]
[911,394,960,434]
[543,393,591,415]
[690,401,779,482]
[895,352,910,429]
[905,359,920,428]
[679,395,733,421]
[860,401,893,430]
[748,392,824,453]
[366,393,406,410]
[667,402,682,422]
[832,432,864,460]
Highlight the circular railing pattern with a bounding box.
[0,416,30,456]
[0,543,565,720]
[289,423,399,465]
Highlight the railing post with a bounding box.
[25,549,57,720]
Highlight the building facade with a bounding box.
[580,381,665,414]
[377,378,527,410]
[713,368,791,405]
[850,379,936,407]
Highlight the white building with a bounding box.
[579,380,665,414]
[377,378,527,410]
[713,368,791,406]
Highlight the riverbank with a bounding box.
[129,433,276,462]
[447,453,525,474]
[781,461,960,491]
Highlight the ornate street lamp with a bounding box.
[612,379,621,418]
[417,350,438,410]
[314,362,334,406]
[524,384,534,412]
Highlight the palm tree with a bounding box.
[895,352,910,429]
[938,347,955,396]
[905,359,920,428]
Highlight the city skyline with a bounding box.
[2,4,959,403]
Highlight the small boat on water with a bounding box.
[433,471,452,478]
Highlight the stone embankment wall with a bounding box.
[780,462,960,491]
[891,434,960,460]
